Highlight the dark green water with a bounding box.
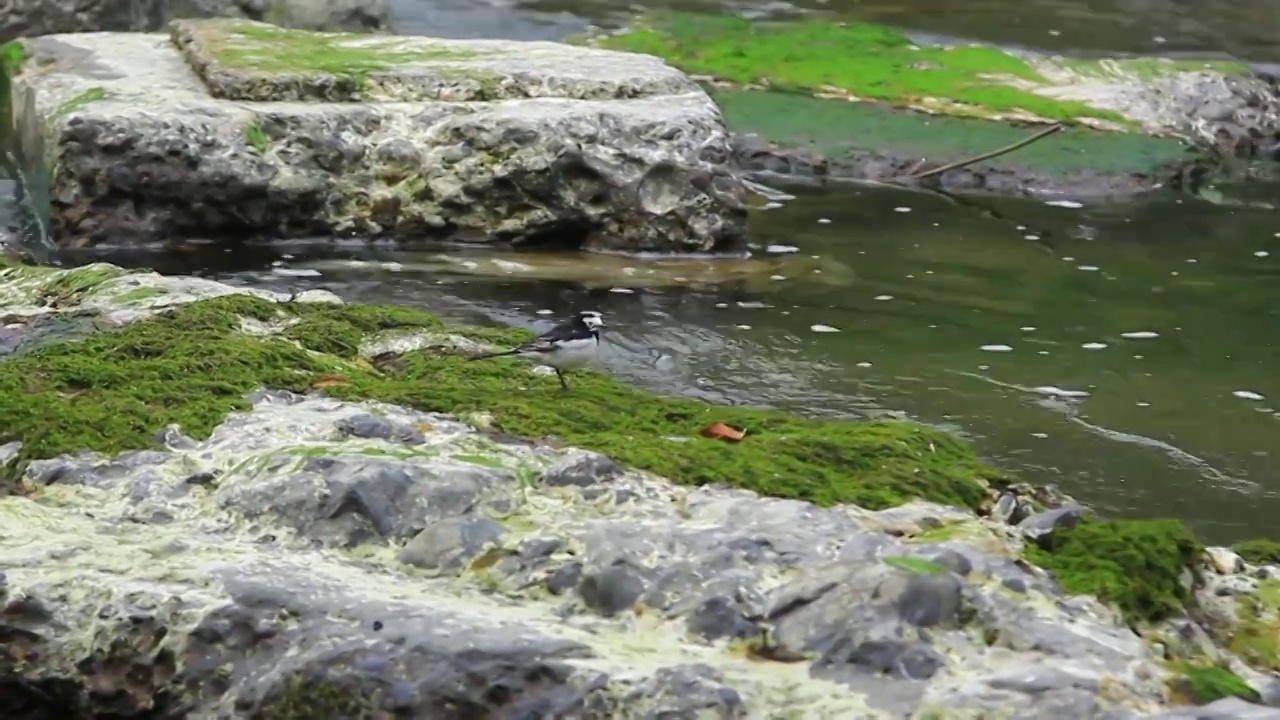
[87,182,1280,543]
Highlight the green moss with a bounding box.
[210,21,479,77]
[882,555,947,575]
[0,40,23,74]
[1227,579,1280,672]
[595,12,1128,125]
[1168,663,1261,705]
[37,264,130,307]
[711,88,1190,176]
[110,286,166,304]
[50,87,107,120]
[243,123,269,153]
[1024,518,1201,625]
[0,294,994,511]
[258,674,373,719]
[1233,538,1280,566]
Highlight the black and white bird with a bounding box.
[468,311,606,390]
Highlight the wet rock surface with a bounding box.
[0,392,1172,717]
[13,19,746,253]
[3,385,1275,717]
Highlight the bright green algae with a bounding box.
[594,12,1127,125]
[0,294,994,511]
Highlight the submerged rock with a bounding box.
[10,19,746,253]
[1,263,1278,717]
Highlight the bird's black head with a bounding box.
[577,311,605,334]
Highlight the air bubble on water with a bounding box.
[1024,234,1040,241]
[1020,326,1036,332]
[1031,432,1049,438]
[714,302,728,308]
[1082,342,1108,350]
[736,324,752,330]
[766,244,800,254]
[1032,386,1088,398]
[271,267,321,278]
[856,361,872,368]
[874,294,894,301]
[1121,331,1159,339]
[770,275,786,281]
[1077,265,1100,271]
[1045,200,1083,208]
[1136,402,1151,407]
[1255,251,1269,258]
[1234,390,1266,401]
[609,287,635,294]
[895,207,912,213]
[980,344,1014,352]
[810,324,840,333]
[535,309,554,315]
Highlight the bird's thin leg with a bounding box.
[555,369,569,391]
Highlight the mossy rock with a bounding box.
[1227,579,1280,672]
[1168,663,1261,705]
[1024,518,1201,625]
[1233,538,1280,566]
[592,12,1128,126]
[0,293,996,512]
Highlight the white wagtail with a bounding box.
[468,311,606,390]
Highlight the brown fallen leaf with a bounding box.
[311,375,349,389]
[700,422,745,443]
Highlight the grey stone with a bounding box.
[540,451,625,488]
[335,412,426,444]
[398,512,508,570]
[1150,696,1280,718]
[13,22,747,253]
[1018,505,1087,544]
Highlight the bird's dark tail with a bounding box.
[468,349,520,361]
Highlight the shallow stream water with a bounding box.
[77,181,1280,544]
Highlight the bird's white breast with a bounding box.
[538,336,599,369]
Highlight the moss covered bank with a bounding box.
[0,265,995,512]
[3,262,1280,693]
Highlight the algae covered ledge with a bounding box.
[0,263,998,513]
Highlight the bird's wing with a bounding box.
[517,320,592,354]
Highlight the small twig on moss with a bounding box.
[898,123,1065,181]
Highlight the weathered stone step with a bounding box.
[172,19,704,103]
[10,21,746,252]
